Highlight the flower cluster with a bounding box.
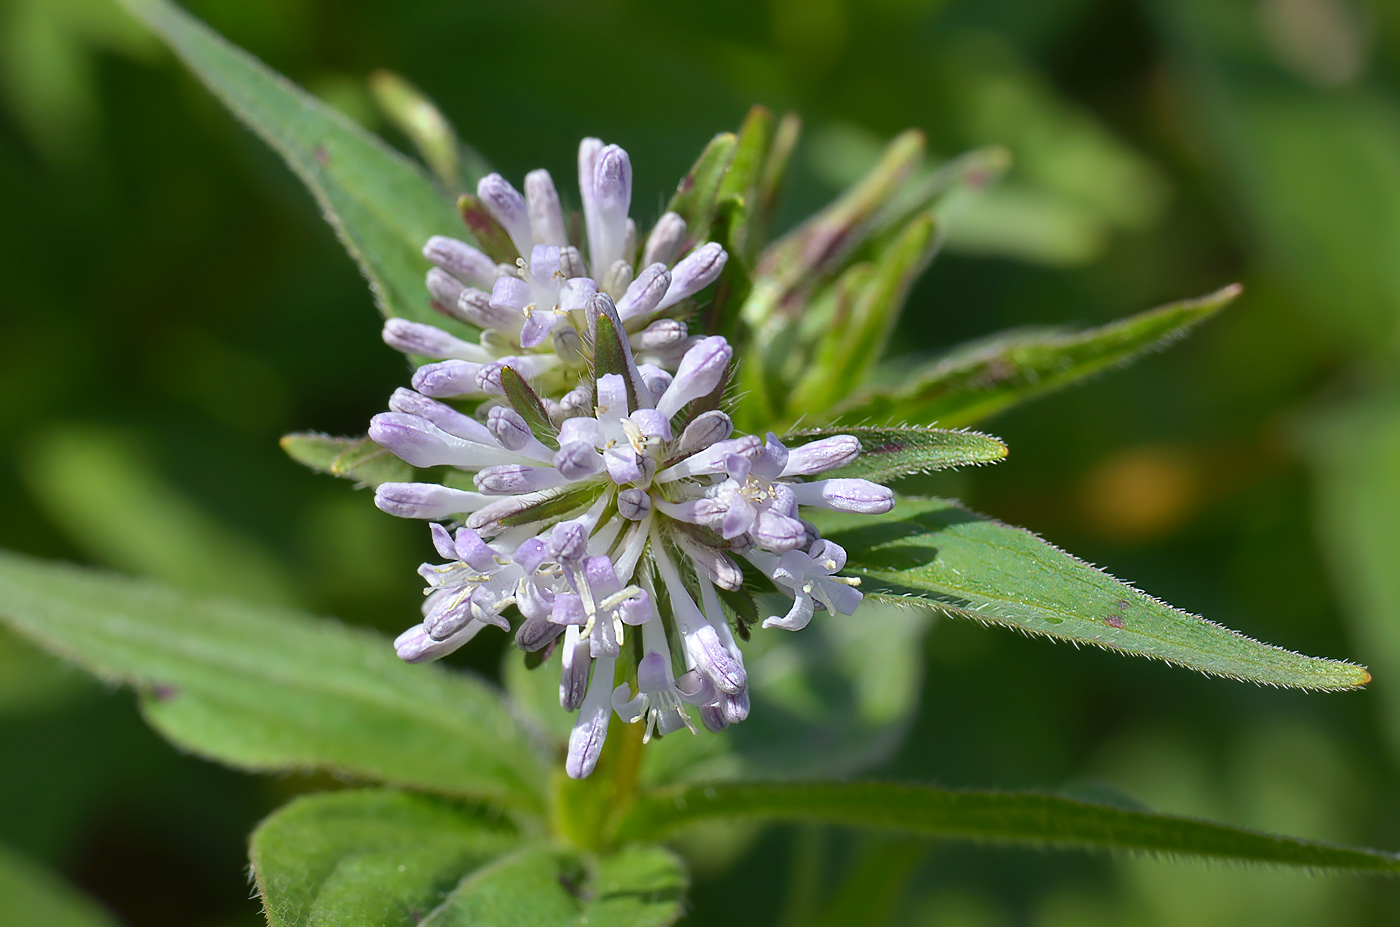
[368,141,895,777]
[385,138,728,405]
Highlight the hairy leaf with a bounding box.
[421,844,686,927]
[616,781,1400,874]
[120,0,470,335]
[501,366,558,447]
[667,132,737,251]
[831,285,1239,427]
[252,790,520,927]
[811,497,1369,689]
[368,69,491,195]
[256,791,685,927]
[783,425,1007,483]
[280,432,418,487]
[0,550,548,810]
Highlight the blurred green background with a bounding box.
[4,0,1400,923]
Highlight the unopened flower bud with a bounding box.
[423,236,495,289]
[642,211,687,267]
[524,169,566,246]
[477,173,534,257]
[659,242,727,309]
[655,336,733,418]
[618,488,651,520]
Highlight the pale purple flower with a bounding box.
[360,148,899,780]
[391,139,734,398]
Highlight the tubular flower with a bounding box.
[389,139,729,402]
[370,292,894,778]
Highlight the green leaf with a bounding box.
[791,212,939,413]
[421,844,686,927]
[830,285,1240,427]
[667,132,737,251]
[755,130,925,299]
[783,426,1007,484]
[812,497,1369,689]
[0,550,549,811]
[252,790,520,927]
[255,790,686,927]
[119,0,470,335]
[501,366,559,448]
[368,69,491,195]
[615,781,1400,874]
[280,432,419,487]
[0,842,119,927]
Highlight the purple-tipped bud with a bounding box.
[559,246,587,279]
[426,267,466,308]
[424,236,496,289]
[548,522,589,562]
[515,614,561,652]
[555,441,605,481]
[559,625,590,709]
[566,656,614,779]
[783,436,861,477]
[676,411,734,457]
[594,145,632,220]
[476,173,534,258]
[411,360,485,398]
[374,482,489,520]
[618,488,651,521]
[642,211,687,267]
[657,434,762,483]
[395,623,478,664]
[753,510,808,552]
[658,242,727,310]
[686,624,747,695]
[790,478,895,514]
[487,407,533,451]
[455,288,519,332]
[637,364,674,405]
[524,169,567,246]
[655,337,733,418]
[699,702,729,732]
[722,689,750,724]
[474,464,570,495]
[676,536,743,591]
[586,145,632,276]
[616,263,672,321]
[602,260,633,298]
[382,319,488,362]
[636,318,688,351]
[387,388,494,444]
[370,413,476,467]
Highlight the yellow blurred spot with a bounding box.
[1080,445,1201,541]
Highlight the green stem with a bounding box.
[549,715,647,852]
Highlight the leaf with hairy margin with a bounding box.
[783,425,1007,483]
[615,781,1400,874]
[830,285,1239,427]
[254,791,687,927]
[281,432,420,487]
[810,496,1369,689]
[0,550,549,811]
[119,0,472,336]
